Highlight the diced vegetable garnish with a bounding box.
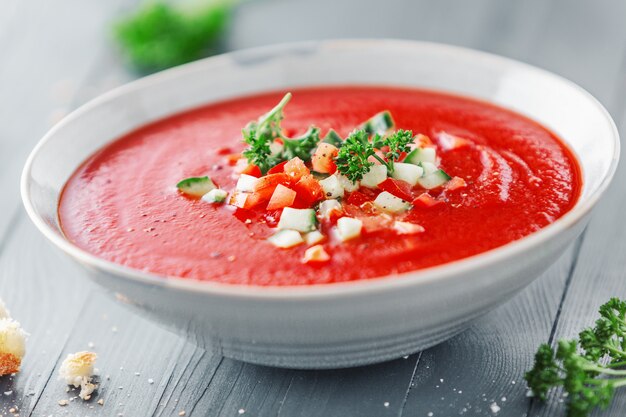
[360,165,388,188]
[437,132,472,150]
[176,176,216,197]
[362,111,395,135]
[229,192,249,208]
[301,244,330,263]
[412,192,444,208]
[405,147,436,165]
[393,221,425,235]
[267,230,304,248]
[446,176,467,191]
[292,174,324,205]
[419,161,438,176]
[267,160,288,174]
[241,164,262,178]
[336,174,359,192]
[284,157,310,181]
[335,217,363,242]
[378,178,413,201]
[345,190,370,206]
[318,199,343,219]
[304,230,325,245]
[323,129,343,148]
[373,191,411,213]
[201,188,228,204]
[311,143,339,174]
[236,174,260,192]
[277,207,317,232]
[267,184,296,210]
[319,175,344,199]
[417,169,452,189]
[391,162,424,186]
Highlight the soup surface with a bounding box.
[59,86,581,285]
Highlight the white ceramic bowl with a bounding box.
[22,40,619,369]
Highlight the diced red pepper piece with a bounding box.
[267,184,297,210]
[292,174,324,205]
[311,143,338,174]
[241,164,262,178]
[284,157,310,181]
[345,190,370,206]
[412,192,444,208]
[267,160,288,174]
[225,153,242,166]
[216,147,233,155]
[378,178,414,202]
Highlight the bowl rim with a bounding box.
[21,39,621,300]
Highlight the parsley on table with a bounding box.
[526,298,626,417]
[114,1,233,72]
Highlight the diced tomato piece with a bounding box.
[412,192,444,208]
[267,184,297,210]
[225,153,242,165]
[393,221,425,235]
[292,174,324,205]
[446,176,467,191]
[311,143,338,174]
[345,191,370,206]
[267,160,288,174]
[284,157,310,181]
[414,134,433,148]
[360,214,394,234]
[378,178,414,201]
[301,245,330,264]
[241,164,262,178]
[242,173,292,208]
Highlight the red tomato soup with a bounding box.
[59,87,581,285]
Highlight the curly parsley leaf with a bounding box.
[241,93,320,172]
[526,298,626,417]
[335,130,376,182]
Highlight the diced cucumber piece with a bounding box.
[420,161,438,176]
[362,111,395,135]
[361,165,388,188]
[373,191,411,213]
[267,230,303,248]
[336,174,359,192]
[405,147,436,165]
[391,162,424,186]
[236,174,259,192]
[323,129,343,148]
[304,230,325,245]
[278,207,317,232]
[417,169,452,189]
[318,199,342,219]
[319,175,344,199]
[336,217,363,242]
[201,189,228,204]
[176,176,216,197]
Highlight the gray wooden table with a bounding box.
[1,0,625,416]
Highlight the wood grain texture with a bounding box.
[1,0,625,416]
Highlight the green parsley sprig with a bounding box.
[526,297,626,417]
[242,93,320,173]
[114,1,234,72]
[335,129,416,181]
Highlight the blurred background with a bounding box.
[1,1,626,416]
